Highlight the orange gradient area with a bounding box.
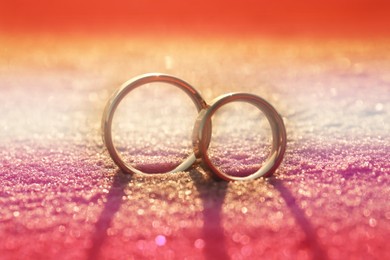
[1,0,390,36]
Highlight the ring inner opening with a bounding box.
[208,101,272,177]
[112,82,197,173]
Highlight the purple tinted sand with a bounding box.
[0,37,389,259]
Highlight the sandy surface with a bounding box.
[0,35,389,259]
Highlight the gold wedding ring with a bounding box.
[102,73,208,175]
[192,93,287,181]
[102,74,286,180]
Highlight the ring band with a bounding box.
[102,73,208,175]
[192,92,287,181]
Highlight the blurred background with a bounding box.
[1,0,390,37]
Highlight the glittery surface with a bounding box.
[0,35,389,259]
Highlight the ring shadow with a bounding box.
[189,169,230,260]
[87,171,132,260]
[86,169,326,260]
[269,178,328,260]
[87,168,229,260]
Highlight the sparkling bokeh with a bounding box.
[0,35,389,259]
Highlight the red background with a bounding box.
[1,0,390,36]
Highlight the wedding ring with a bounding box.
[102,73,208,175]
[192,93,287,181]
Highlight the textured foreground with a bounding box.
[0,35,389,259]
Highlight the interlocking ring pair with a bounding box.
[102,73,287,181]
